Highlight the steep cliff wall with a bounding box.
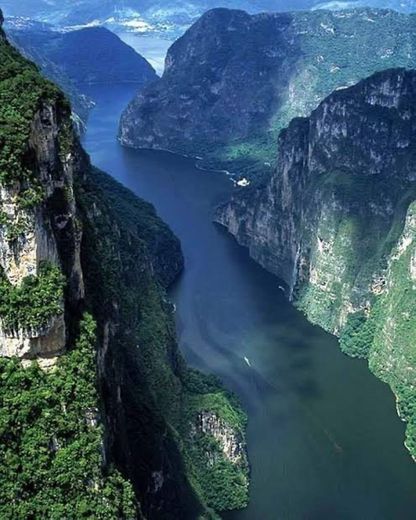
[0,20,84,364]
[0,16,137,517]
[0,15,248,519]
[119,7,416,177]
[217,67,416,459]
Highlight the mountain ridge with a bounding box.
[119,7,416,178]
[2,0,416,39]
[7,19,157,132]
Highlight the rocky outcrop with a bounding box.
[217,67,416,458]
[0,315,66,361]
[198,411,247,466]
[119,7,416,174]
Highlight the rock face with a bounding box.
[0,30,84,360]
[217,67,416,458]
[198,411,247,466]
[119,7,416,175]
[120,8,299,151]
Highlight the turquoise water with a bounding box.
[83,84,416,520]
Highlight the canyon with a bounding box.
[217,68,416,459]
[2,2,416,518]
[119,4,416,476]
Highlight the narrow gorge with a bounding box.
[2,2,416,518]
[118,6,416,467]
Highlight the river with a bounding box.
[82,84,416,520]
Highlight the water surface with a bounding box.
[83,84,416,520]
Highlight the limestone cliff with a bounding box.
[0,27,83,362]
[197,411,247,466]
[119,7,416,177]
[0,16,138,517]
[217,67,416,459]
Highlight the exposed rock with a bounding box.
[198,411,246,466]
[0,97,85,362]
[0,314,65,359]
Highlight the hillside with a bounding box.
[7,19,157,131]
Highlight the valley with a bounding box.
[83,83,416,519]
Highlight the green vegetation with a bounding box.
[340,310,376,358]
[296,163,416,332]
[197,134,276,180]
[367,203,416,459]
[0,262,65,333]
[0,27,139,519]
[58,118,75,157]
[163,9,416,179]
[0,313,137,519]
[86,167,182,286]
[0,27,249,517]
[184,373,247,433]
[186,433,248,512]
[301,199,416,460]
[263,66,416,464]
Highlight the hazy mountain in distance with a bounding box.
[2,0,416,38]
[5,16,157,130]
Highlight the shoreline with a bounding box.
[118,139,238,179]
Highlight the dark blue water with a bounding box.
[83,84,416,520]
